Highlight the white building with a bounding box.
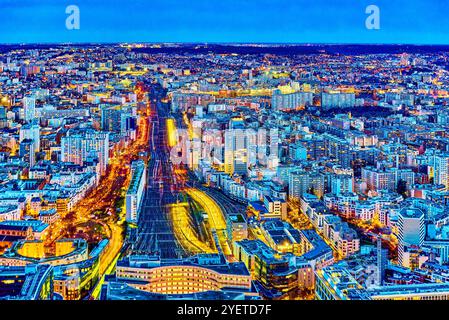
[61,129,110,175]
[398,207,425,267]
[20,123,40,153]
[125,160,147,224]
[22,96,36,123]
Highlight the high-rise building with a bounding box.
[224,129,247,175]
[101,105,122,133]
[268,128,280,161]
[376,236,387,286]
[125,160,146,224]
[20,123,40,153]
[385,92,415,107]
[101,105,136,139]
[398,207,425,266]
[361,167,414,193]
[321,92,356,110]
[271,90,313,111]
[329,173,353,195]
[322,133,352,168]
[289,171,325,199]
[289,171,308,199]
[22,96,36,123]
[61,129,110,175]
[433,153,449,189]
[19,139,36,167]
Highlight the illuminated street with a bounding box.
[43,85,152,295]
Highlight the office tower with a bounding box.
[256,128,268,165]
[381,143,410,167]
[224,129,247,175]
[101,105,135,136]
[246,130,258,167]
[61,129,110,175]
[20,123,40,153]
[22,96,36,123]
[202,129,223,165]
[398,207,425,266]
[224,131,233,174]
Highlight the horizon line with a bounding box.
[2,42,449,47]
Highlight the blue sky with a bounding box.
[1,0,448,44]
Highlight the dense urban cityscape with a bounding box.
[1,43,449,301]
